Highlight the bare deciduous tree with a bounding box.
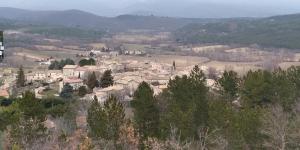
[261,104,300,150]
[196,127,227,150]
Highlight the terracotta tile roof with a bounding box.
[64,77,83,84]
[63,65,78,69]
[0,89,9,98]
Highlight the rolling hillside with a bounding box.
[174,14,300,49]
[0,7,215,31]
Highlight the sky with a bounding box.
[1,0,300,18]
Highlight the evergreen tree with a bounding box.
[218,70,239,100]
[16,66,25,88]
[79,58,96,67]
[172,61,176,70]
[272,68,297,111]
[87,72,97,90]
[48,59,74,70]
[79,59,88,67]
[60,83,73,99]
[89,58,96,66]
[100,70,114,88]
[48,60,60,70]
[58,58,75,69]
[241,70,273,108]
[161,65,209,140]
[87,96,107,139]
[227,108,263,150]
[78,86,87,97]
[87,95,125,148]
[10,91,47,149]
[287,66,300,95]
[189,65,209,130]
[103,95,125,147]
[131,82,160,146]
[64,58,75,65]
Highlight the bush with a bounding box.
[78,58,96,67]
[78,86,88,97]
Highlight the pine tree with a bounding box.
[87,96,107,139]
[218,70,239,100]
[87,72,97,90]
[241,70,273,108]
[87,95,125,148]
[60,83,73,99]
[103,95,125,147]
[16,66,25,88]
[161,65,209,140]
[189,65,209,129]
[131,82,160,145]
[10,91,47,149]
[100,70,114,88]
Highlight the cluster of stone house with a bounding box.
[26,70,63,83]
[0,54,220,102]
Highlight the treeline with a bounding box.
[86,66,300,149]
[25,26,106,40]
[174,14,300,50]
[0,91,79,149]
[49,58,96,70]
[1,66,300,149]
[48,58,75,70]
[79,58,96,67]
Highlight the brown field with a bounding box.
[279,62,300,69]
[88,43,106,49]
[119,54,209,69]
[203,61,262,75]
[122,44,151,51]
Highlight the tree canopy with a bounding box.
[48,58,75,70]
[87,95,125,148]
[78,58,96,67]
[60,83,73,99]
[131,82,160,146]
[100,70,114,88]
[16,66,25,88]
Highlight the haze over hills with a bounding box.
[174,13,300,49]
[1,0,300,18]
[2,7,300,49]
[0,7,218,31]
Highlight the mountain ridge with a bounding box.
[0,7,217,31]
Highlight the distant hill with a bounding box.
[174,14,300,50]
[0,7,215,31]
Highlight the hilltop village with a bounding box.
[0,48,218,103]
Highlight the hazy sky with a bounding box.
[1,0,300,17]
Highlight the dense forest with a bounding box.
[1,65,300,149]
[25,26,106,40]
[174,14,300,50]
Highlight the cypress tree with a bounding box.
[16,66,25,88]
[87,72,97,90]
